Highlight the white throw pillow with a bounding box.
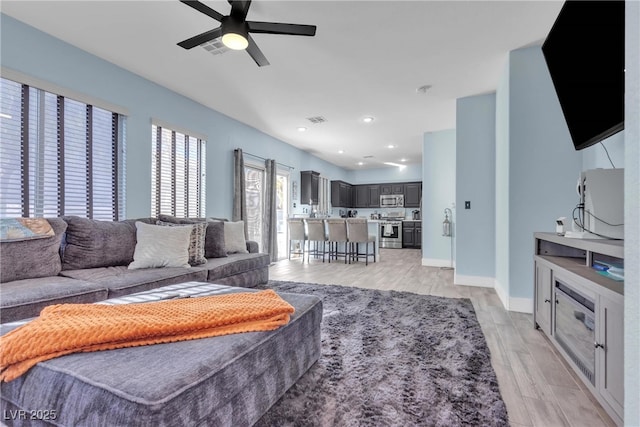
[224,221,248,254]
[128,222,191,269]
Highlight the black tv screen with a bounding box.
[542,0,625,151]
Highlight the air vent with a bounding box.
[200,38,229,56]
[306,116,327,124]
[363,155,374,159]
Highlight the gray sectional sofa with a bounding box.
[0,216,271,323]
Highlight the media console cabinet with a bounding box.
[533,232,624,426]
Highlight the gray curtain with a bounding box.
[233,148,248,239]
[262,159,278,262]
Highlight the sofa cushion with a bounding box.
[62,216,138,270]
[199,252,270,282]
[129,222,191,270]
[60,266,208,298]
[0,218,67,283]
[0,276,108,323]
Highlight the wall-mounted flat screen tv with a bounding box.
[542,0,625,151]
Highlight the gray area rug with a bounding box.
[256,280,509,427]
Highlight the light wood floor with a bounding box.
[269,248,616,427]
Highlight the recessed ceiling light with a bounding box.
[387,144,396,149]
[357,162,364,166]
[363,117,374,123]
[338,150,344,154]
[400,158,407,162]
[297,127,307,132]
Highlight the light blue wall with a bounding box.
[581,132,625,170]
[624,0,640,423]
[507,46,583,301]
[495,61,510,299]
[422,130,456,264]
[455,93,496,279]
[349,164,422,184]
[0,14,349,219]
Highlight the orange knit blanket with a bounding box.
[0,290,294,382]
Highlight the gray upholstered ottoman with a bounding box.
[0,282,323,426]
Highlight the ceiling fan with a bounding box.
[177,0,317,67]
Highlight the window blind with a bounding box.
[0,77,126,220]
[151,124,206,218]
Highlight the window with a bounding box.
[151,124,206,218]
[0,77,126,220]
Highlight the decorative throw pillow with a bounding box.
[156,220,207,266]
[128,222,191,270]
[224,221,248,254]
[204,221,227,258]
[61,216,138,270]
[0,218,54,242]
[0,218,66,283]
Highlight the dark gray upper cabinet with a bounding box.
[404,182,422,207]
[380,184,404,195]
[330,180,352,207]
[332,180,420,209]
[300,171,320,205]
[354,184,381,208]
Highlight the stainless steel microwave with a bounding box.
[380,194,404,208]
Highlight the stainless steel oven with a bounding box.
[554,279,596,385]
[380,220,402,248]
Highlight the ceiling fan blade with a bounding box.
[179,0,224,22]
[178,27,223,49]
[229,0,252,20]
[247,21,316,37]
[246,35,270,67]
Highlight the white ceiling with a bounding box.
[1,0,563,170]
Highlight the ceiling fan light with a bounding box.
[222,32,248,50]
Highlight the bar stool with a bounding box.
[346,218,376,266]
[326,219,348,264]
[305,219,328,263]
[287,219,306,262]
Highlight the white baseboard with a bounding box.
[494,279,509,308]
[507,297,533,314]
[454,274,495,288]
[421,258,455,268]
[493,279,533,313]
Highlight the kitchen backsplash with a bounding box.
[330,208,419,219]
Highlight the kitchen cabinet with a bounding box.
[332,180,420,209]
[533,233,624,426]
[380,184,404,195]
[404,182,422,208]
[402,221,421,249]
[300,171,320,205]
[598,294,624,420]
[534,261,553,336]
[331,180,353,208]
[354,185,380,208]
